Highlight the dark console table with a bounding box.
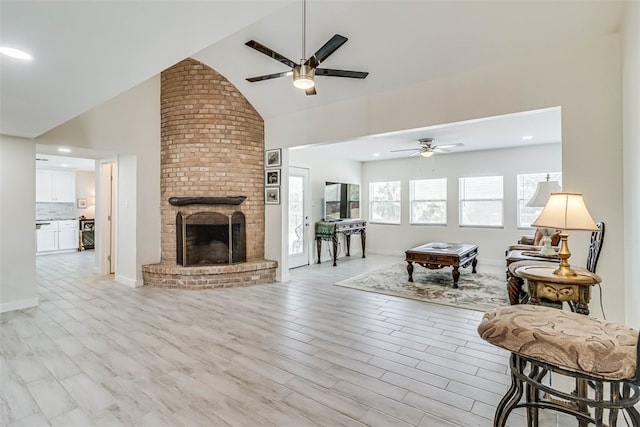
[315,219,366,266]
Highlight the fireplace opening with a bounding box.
[176,211,246,266]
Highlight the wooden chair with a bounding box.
[478,305,640,427]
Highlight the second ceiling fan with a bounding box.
[391,138,465,157]
[245,0,368,95]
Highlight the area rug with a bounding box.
[335,262,509,312]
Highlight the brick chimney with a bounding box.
[142,58,277,288]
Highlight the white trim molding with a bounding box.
[0,297,39,314]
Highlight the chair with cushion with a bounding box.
[478,304,640,427]
[508,228,562,251]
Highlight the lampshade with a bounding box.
[532,192,598,231]
[293,64,315,90]
[526,177,562,207]
[532,192,598,276]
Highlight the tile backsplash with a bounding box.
[36,202,76,220]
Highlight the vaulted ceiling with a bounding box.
[0,1,623,157]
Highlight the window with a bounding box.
[369,181,401,224]
[517,172,562,228]
[459,176,503,227]
[410,178,447,225]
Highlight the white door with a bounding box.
[288,167,310,269]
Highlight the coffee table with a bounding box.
[405,243,478,288]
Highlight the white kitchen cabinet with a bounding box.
[36,220,78,253]
[36,169,76,202]
[58,220,79,250]
[36,223,58,252]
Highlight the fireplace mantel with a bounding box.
[168,196,247,206]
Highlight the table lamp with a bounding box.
[526,174,561,255]
[532,192,598,276]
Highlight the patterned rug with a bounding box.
[335,262,510,312]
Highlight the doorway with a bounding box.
[288,166,310,268]
[99,161,116,274]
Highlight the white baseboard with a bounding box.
[0,297,39,313]
[115,275,138,287]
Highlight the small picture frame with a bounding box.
[77,198,87,209]
[265,148,282,168]
[265,169,280,186]
[265,187,280,205]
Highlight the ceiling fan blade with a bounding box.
[390,148,421,153]
[409,151,422,157]
[432,147,452,153]
[305,87,317,96]
[246,71,292,82]
[305,34,348,68]
[245,40,297,69]
[435,143,465,149]
[315,68,369,79]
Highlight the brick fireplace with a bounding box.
[142,58,277,289]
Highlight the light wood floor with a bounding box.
[1,251,563,426]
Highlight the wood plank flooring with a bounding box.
[1,251,564,426]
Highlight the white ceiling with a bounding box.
[1,1,622,159]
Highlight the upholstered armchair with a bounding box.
[507,228,561,252]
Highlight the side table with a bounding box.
[505,249,559,305]
[515,265,601,315]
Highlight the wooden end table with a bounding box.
[505,249,559,305]
[405,243,478,288]
[515,265,601,315]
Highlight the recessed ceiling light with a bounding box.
[522,135,533,140]
[0,46,33,60]
[58,148,71,153]
[60,164,69,168]
[373,153,380,157]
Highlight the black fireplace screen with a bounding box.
[176,211,246,266]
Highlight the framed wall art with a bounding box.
[265,169,280,186]
[265,148,281,168]
[265,187,280,205]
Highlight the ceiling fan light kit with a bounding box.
[293,64,315,89]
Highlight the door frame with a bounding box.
[288,166,311,269]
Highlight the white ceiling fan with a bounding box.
[391,138,465,157]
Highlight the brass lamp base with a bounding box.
[552,232,577,277]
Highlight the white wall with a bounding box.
[0,137,38,312]
[622,1,640,328]
[35,76,161,287]
[289,148,363,263]
[361,144,562,266]
[267,34,626,323]
[76,169,96,219]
